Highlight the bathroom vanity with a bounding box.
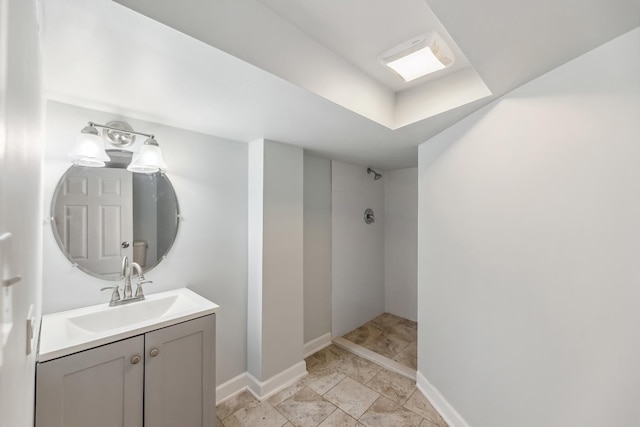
[38,141,217,425]
[35,288,218,427]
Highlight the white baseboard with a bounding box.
[216,372,250,405]
[246,361,308,401]
[416,370,470,427]
[304,333,332,358]
[332,336,416,381]
[216,361,308,404]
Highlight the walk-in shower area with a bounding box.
[331,161,418,374]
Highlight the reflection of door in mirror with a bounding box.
[54,168,133,275]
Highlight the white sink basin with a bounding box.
[39,288,219,362]
[68,295,181,333]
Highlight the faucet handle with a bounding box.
[134,279,153,298]
[101,286,121,305]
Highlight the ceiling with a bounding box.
[256,0,474,92]
[40,0,639,169]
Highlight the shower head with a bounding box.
[367,167,383,180]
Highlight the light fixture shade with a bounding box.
[68,126,110,167]
[379,32,455,82]
[127,138,167,173]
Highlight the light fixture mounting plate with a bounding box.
[102,121,136,148]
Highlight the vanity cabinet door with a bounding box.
[144,314,216,427]
[35,335,144,427]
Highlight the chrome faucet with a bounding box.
[122,255,133,299]
[130,261,153,298]
[101,256,153,306]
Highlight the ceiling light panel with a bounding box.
[380,32,455,82]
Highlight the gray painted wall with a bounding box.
[261,140,304,379]
[303,153,332,344]
[417,28,640,427]
[42,101,248,386]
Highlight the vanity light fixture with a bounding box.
[67,124,111,167]
[379,32,455,82]
[68,121,167,173]
[127,138,167,173]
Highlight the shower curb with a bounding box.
[332,336,416,381]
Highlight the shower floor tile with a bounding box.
[342,313,417,370]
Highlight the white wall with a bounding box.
[384,167,418,322]
[42,101,248,386]
[303,153,332,344]
[417,28,640,427]
[246,140,264,379]
[0,0,44,426]
[331,161,385,337]
[247,139,304,382]
[262,140,304,379]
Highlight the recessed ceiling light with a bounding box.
[379,32,455,82]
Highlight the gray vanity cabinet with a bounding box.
[36,314,216,427]
[35,335,144,427]
[145,314,215,427]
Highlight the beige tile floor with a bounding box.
[342,313,417,370]
[216,344,447,427]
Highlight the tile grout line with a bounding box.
[316,406,339,426]
[334,342,438,424]
[336,355,426,423]
[361,375,430,422]
[390,339,413,359]
[268,378,345,427]
[355,394,381,424]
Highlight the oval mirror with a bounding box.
[51,150,180,280]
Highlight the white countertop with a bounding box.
[38,287,219,362]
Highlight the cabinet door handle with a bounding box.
[150,348,160,357]
[131,355,141,364]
